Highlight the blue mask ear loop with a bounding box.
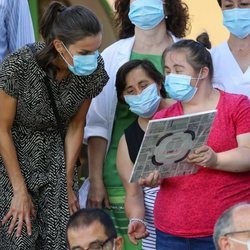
[247,240,250,249]
[193,68,204,89]
[228,237,250,249]
[60,42,73,66]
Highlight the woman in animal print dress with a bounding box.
[0,1,108,249]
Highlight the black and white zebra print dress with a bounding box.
[0,42,109,249]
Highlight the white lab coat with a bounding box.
[211,41,250,98]
[84,36,135,149]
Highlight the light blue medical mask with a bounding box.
[124,83,161,118]
[61,43,98,76]
[164,72,202,102]
[223,8,250,39]
[128,0,165,30]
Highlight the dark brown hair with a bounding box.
[162,37,214,80]
[115,59,167,103]
[66,208,117,247]
[217,0,221,7]
[36,1,101,78]
[196,32,212,49]
[114,0,190,39]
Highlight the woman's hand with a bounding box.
[2,189,35,237]
[138,170,161,187]
[187,145,218,168]
[128,220,149,245]
[67,186,80,215]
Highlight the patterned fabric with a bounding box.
[0,0,34,63]
[0,42,108,249]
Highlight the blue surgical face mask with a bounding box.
[164,72,202,102]
[61,43,98,76]
[128,0,165,30]
[124,83,161,118]
[223,8,250,39]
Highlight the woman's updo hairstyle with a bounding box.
[162,32,213,80]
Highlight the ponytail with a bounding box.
[39,2,66,42]
[36,2,64,78]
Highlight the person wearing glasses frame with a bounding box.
[66,208,123,250]
[214,202,250,250]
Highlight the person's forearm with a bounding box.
[65,124,83,188]
[215,147,250,172]
[0,131,27,193]
[125,189,145,219]
[88,137,107,182]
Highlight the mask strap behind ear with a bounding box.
[61,42,73,58]
[194,68,204,88]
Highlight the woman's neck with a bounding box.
[182,81,219,114]
[133,22,173,54]
[138,117,150,132]
[228,35,250,55]
[159,98,176,110]
[137,98,175,131]
[53,56,70,82]
[227,34,250,72]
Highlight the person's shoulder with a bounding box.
[125,119,138,133]
[219,90,250,109]
[211,41,228,56]
[4,42,42,63]
[0,47,29,72]
[169,32,181,43]
[102,37,134,54]
[153,102,180,119]
[0,42,45,76]
[220,90,248,101]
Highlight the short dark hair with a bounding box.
[162,38,214,80]
[115,59,167,103]
[213,202,250,250]
[66,208,117,246]
[37,1,102,78]
[217,0,222,7]
[113,0,190,39]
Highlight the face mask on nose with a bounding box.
[61,43,99,76]
[229,237,250,250]
[128,0,165,30]
[124,83,161,118]
[223,8,250,39]
[164,69,203,102]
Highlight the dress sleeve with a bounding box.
[233,95,250,135]
[84,54,109,99]
[0,52,24,98]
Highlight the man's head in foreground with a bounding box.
[66,208,123,250]
[214,202,250,250]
